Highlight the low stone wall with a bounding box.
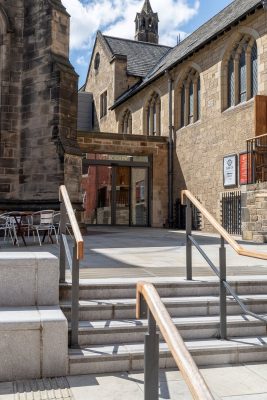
[242,182,267,243]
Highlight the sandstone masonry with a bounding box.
[0,0,82,210]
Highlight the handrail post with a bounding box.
[71,243,80,348]
[186,197,192,280]
[59,201,67,283]
[219,236,227,340]
[144,308,159,400]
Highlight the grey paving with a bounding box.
[3,364,267,399]
[1,227,267,280]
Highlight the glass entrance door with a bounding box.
[82,154,150,226]
[131,168,148,226]
[114,166,130,225]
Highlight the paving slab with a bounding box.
[1,228,267,280]
[2,364,267,399]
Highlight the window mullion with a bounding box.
[193,79,198,123]
[184,84,189,126]
[234,56,240,106]
[246,49,252,100]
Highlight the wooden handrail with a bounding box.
[182,190,267,261]
[59,185,84,260]
[136,282,214,400]
[246,132,267,141]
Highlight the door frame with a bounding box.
[83,156,152,227]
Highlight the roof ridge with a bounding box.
[103,34,171,49]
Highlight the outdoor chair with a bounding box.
[0,213,18,245]
[54,210,75,238]
[28,210,58,246]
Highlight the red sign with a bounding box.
[239,153,252,185]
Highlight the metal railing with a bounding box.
[182,190,267,340]
[59,185,84,347]
[247,133,267,183]
[136,282,214,400]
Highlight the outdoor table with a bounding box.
[8,211,33,246]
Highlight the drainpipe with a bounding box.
[165,69,174,228]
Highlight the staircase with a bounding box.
[60,277,267,376]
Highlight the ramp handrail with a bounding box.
[182,190,267,260]
[136,281,214,400]
[182,189,267,339]
[59,185,84,347]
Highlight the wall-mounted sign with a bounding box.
[239,152,253,185]
[136,180,145,203]
[223,154,237,187]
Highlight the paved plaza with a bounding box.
[2,364,267,399]
[1,227,267,398]
[2,227,267,279]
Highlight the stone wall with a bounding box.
[0,0,81,210]
[242,182,267,243]
[111,10,267,227]
[78,132,168,227]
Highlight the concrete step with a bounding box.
[73,315,267,346]
[60,277,267,301]
[68,336,267,375]
[61,294,267,321]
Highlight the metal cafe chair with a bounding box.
[28,210,58,246]
[0,213,18,245]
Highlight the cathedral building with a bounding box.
[0,0,82,211]
[80,0,267,242]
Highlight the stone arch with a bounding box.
[221,30,259,110]
[119,108,133,134]
[174,63,202,129]
[143,90,161,136]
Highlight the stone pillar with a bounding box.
[242,182,267,243]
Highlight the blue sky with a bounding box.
[61,0,233,86]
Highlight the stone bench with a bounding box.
[0,253,68,381]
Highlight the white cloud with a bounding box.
[62,0,200,49]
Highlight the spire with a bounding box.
[142,0,153,14]
[135,0,159,44]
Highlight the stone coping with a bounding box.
[78,131,169,143]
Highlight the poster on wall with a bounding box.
[239,152,253,185]
[223,154,237,187]
[136,180,145,203]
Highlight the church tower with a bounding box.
[135,0,159,44]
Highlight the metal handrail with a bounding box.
[59,185,84,260]
[246,132,267,141]
[59,185,84,347]
[182,190,267,260]
[182,190,267,339]
[136,282,214,400]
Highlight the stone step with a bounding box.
[61,294,267,321]
[73,315,267,346]
[68,336,267,375]
[60,277,267,301]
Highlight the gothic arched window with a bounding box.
[120,109,132,134]
[177,69,201,129]
[144,92,161,135]
[224,36,258,109]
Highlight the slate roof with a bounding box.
[103,35,171,78]
[112,0,263,109]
